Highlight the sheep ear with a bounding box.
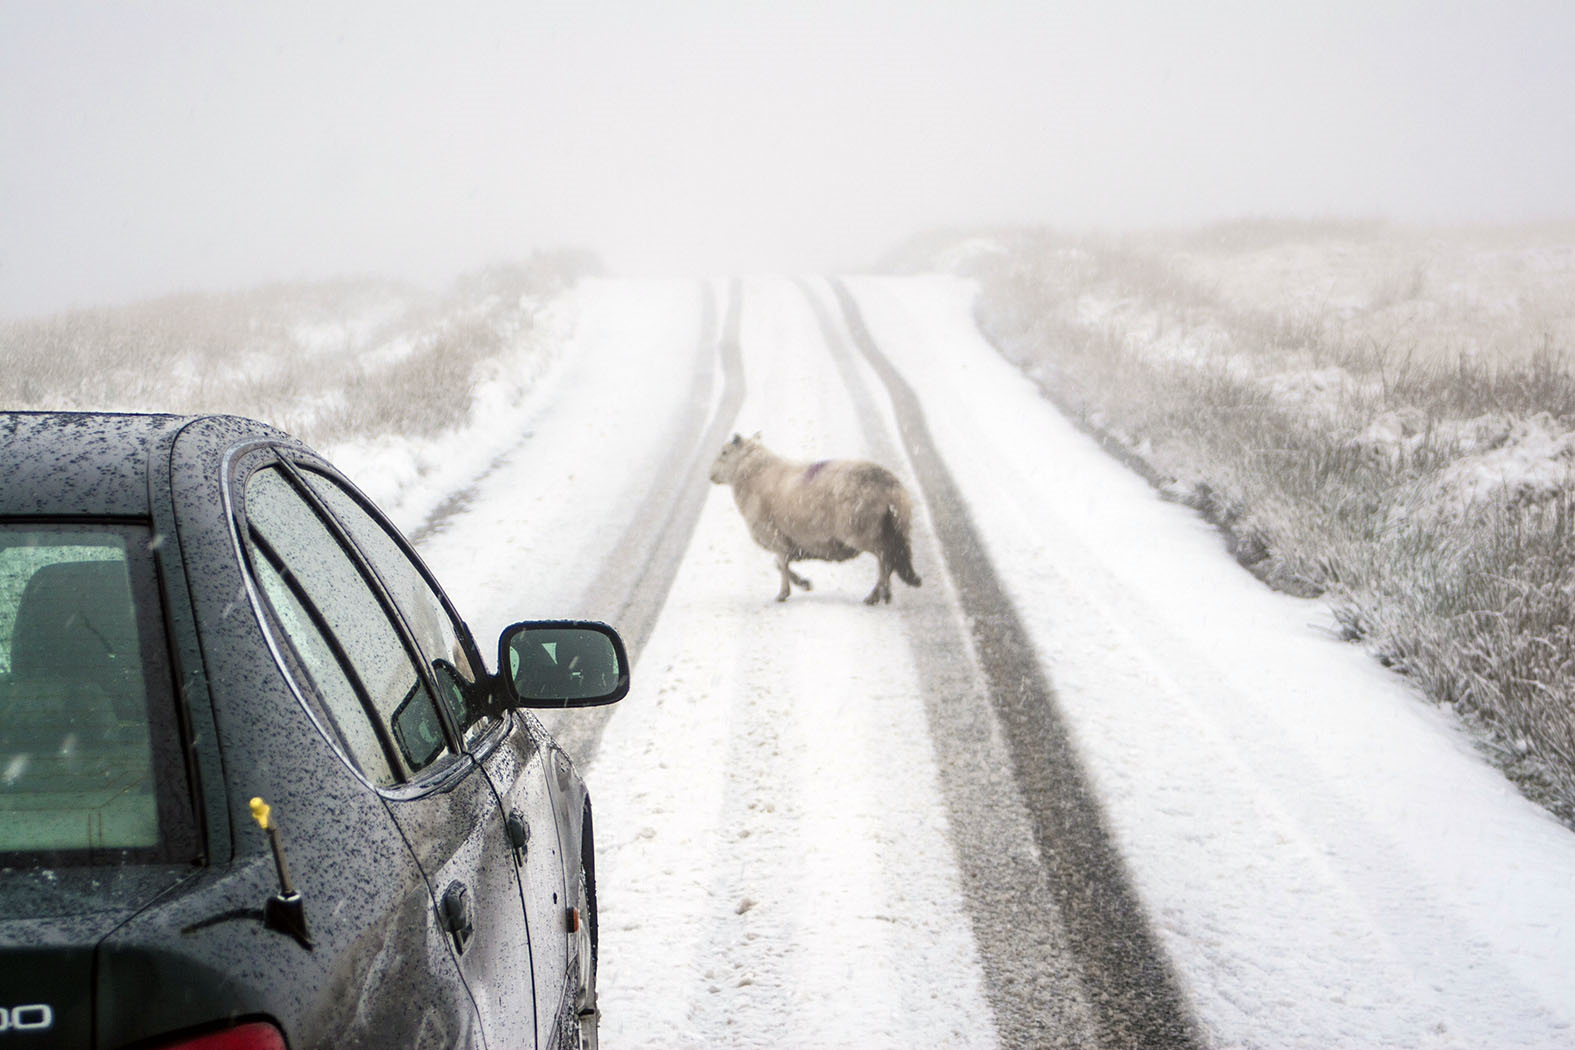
[750,431,762,441]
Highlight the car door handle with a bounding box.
[506,810,530,866]
[441,881,475,954]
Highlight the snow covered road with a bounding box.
[406,276,1575,1048]
[585,278,1033,1047]
[851,275,1575,1049]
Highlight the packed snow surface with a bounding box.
[851,275,1575,1049]
[401,276,1575,1048]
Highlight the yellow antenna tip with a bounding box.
[249,797,272,831]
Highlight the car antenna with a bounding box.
[250,796,313,950]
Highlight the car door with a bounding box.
[239,462,539,1046]
[293,465,573,1050]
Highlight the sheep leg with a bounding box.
[776,555,812,601]
[865,555,894,605]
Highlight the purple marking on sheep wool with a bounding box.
[804,460,831,481]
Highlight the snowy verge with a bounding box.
[321,294,578,536]
[849,274,1575,1050]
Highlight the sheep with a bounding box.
[708,433,922,604]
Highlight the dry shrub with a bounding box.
[963,223,1575,823]
[0,250,595,446]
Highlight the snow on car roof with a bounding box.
[0,411,288,516]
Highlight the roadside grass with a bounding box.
[933,222,1575,822]
[0,251,595,448]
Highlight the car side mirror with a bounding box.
[498,620,629,708]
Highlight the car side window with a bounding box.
[300,470,493,747]
[249,548,398,787]
[243,467,453,781]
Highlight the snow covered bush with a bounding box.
[0,250,596,449]
[941,221,1575,821]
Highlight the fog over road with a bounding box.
[409,276,1575,1049]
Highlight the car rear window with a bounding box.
[0,525,190,864]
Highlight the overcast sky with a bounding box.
[2,0,1572,317]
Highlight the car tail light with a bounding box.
[149,1021,288,1050]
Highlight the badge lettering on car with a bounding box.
[0,1005,54,1033]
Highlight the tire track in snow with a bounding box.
[796,279,1103,1048]
[827,278,1202,1050]
[593,279,1000,1048]
[848,277,1575,1047]
[582,278,745,664]
[545,279,744,766]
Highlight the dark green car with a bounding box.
[0,412,628,1049]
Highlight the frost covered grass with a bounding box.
[911,222,1575,820]
[0,252,596,449]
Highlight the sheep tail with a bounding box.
[883,505,922,588]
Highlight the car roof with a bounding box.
[0,411,292,517]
